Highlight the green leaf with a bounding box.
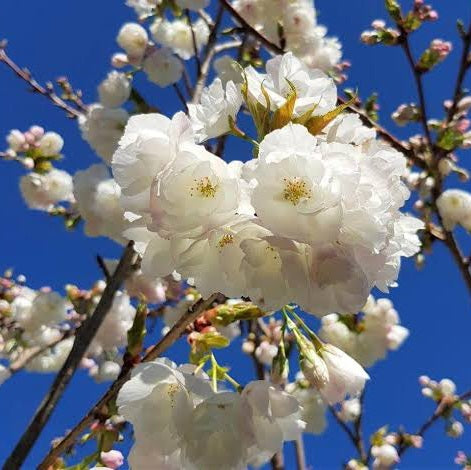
[403,12,422,32]
[305,96,356,136]
[126,301,147,358]
[436,128,464,151]
[385,0,402,22]
[270,79,297,130]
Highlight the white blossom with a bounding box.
[73,164,127,243]
[437,189,471,231]
[255,340,278,366]
[339,398,361,422]
[149,144,241,239]
[88,292,136,356]
[26,337,74,373]
[11,290,68,333]
[245,52,337,116]
[79,104,129,164]
[320,296,409,367]
[143,48,183,87]
[285,381,327,435]
[372,444,399,469]
[214,55,243,85]
[20,169,73,210]
[126,0,161,17]
[117,22,149,60]
[151,18,209,60]
[117,358,213,463]
[112,112,192,218]
[6,129,26,152]
[90,360,122,383]
[98,71,131,108]
[243,380,305,465]
[38,131,64,156]
[302,342,369,404]
[180,391,253,469]
[188,78,243,142]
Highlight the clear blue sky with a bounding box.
[0,1,470,469]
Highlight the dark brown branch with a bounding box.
[3,242,136,470]
[446,18,471,123]
[399,31,434,146]
[186,9,202,77]
[38,292,226,470]
[0,44,83,119]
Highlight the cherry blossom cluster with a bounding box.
[232,0,344,75]
[111,52,423,318]
[116,357,305,469]
[319,295,409,367]
[420,376,469,438]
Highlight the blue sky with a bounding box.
[0,0,470,468]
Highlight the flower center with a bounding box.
[282,177,311,205]
[190,177,219,198]
[217,234,234,250]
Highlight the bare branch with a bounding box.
[0,44,83,119]
[3,242,136,470]
[38,292,226,470]
[398,389,471,457]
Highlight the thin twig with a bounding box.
[191,5,225,104]
[0,45,83,119]
[445,18,471,123]
[38,292,226,470]
[399,31,433,146]
[398,389,471,457]
[294,436,307,470]
[186,9,202,76]
[173,83,188,111]
[3,242,136,470]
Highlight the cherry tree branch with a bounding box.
[3,242,136,470]
[399,30,433,146]
[0,43,84,119]
[398,389,471,457]
[38,292,226,470]
[445,18,471,123]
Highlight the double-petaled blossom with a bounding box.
[79,104,129,164]
[188,78,243,142]
[20,169,73,211]
[117,358,304,469]
[319,296,409,367]
[110,51,423,317]
[151,18,209,60]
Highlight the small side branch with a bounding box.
[0,43,83,119]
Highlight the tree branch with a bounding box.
[0,43,83,119]
[398,389,471,457]
[3,242,136,470]
[38,292,226,470]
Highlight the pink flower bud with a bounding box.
[100,450,124,469]
[29,126,45,139]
